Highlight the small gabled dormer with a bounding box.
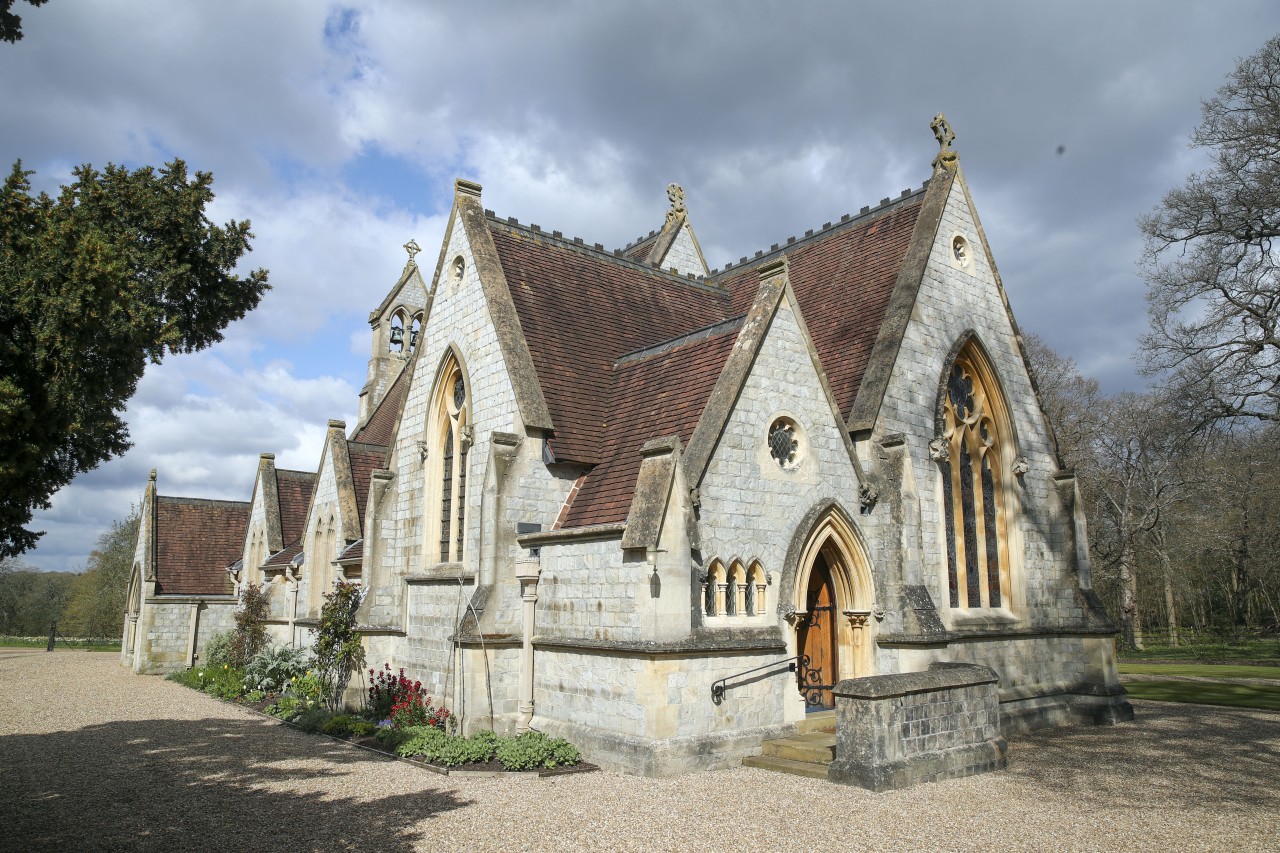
[360,240,428,423]
[620,183,710,279]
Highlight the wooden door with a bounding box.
[798,554,839,709]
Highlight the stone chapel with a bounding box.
[122,118,1132,776]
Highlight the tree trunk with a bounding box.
[1161,553,1179,647]
[1119,539,1144,650]
[1233,487,1251,643]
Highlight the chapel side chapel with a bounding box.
[122,119,1133,776]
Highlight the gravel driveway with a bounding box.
[2,649,1278,852]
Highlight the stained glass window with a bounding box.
[938,347,1011,609]
[433,358,468,564]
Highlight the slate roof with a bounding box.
[484,184,929,530]
[154,497,249,596]
[352,361,411,446]
[275,469,316,545]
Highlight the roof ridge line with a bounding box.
[156,496,251,508]
[709,183,929,279]
[614,315,746,368]
[484,211,723,293]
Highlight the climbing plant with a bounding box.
[312,581,365,710]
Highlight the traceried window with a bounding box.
[430,356,469,563]
[938,345,1013,609]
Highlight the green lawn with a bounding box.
[1119,639,1280,664]
[1124,680,1280,711]
[0,637,120,651]
[1119,663,1280,680]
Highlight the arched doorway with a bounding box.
[790,508,876,710]
[797,553,839,708]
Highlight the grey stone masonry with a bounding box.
[827,662,1007,791]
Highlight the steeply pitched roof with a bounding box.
[490,220,731,464]
[154,497,249,596]
[352,360,412,446]
[716,193,925,420]
[274,469,316,545]
[264,539,303,568]
[560,319,742,528]
[346,441,390,531]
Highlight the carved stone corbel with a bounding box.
[1012,456,1030,477]
[929,437,950,463]
[859,484,878,513]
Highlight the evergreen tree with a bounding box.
[0,160,269,556]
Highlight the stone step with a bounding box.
[760,731,837,764]
[742,754,830,780]
[797,710,836,734]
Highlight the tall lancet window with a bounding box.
[431,356,469,563]
[939,344,1013,609]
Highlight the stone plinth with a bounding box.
[827,662,1007,791]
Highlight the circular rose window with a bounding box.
[768,419,800,468]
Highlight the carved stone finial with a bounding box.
[929,437,950,463]
[930,113,959,172]
[403,238,421,262]
[665,183,686,223]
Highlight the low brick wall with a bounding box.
[827,662,1007,791]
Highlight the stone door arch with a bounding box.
[787,508,876,707]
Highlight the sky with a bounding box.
[4,1,1279,572]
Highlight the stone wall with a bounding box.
[827,662,1007,791]
[135,598,237,674]
[661,223,704,277]
[698,296,866,619]
[531,647,795,775]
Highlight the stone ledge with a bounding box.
[532,633,786,656]
[832,662,998,700]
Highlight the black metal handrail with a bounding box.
[711,655,804,705]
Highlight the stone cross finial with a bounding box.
[665,183,686,223]
[931,113,959,172]
[403,238,421,262]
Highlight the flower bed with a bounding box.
[167,658,590,776]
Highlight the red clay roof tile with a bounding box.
[274,469,316,545]
[491,223,731,464]
[154,497,249,596]
[561,322,741,528]
[352,362,411,446]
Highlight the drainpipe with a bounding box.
[515,557,541,733]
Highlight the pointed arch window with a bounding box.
[430,357,469,563]
[939,345,1013,609]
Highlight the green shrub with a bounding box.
[323,714,354,737]
[228,584,270,668]
[434,731,500,767]
[350,720,377,737]
[394,725,446,758]
[494,731,580,771]
[288,671,325,710]
[375,724,408,748]
[243,645,309,694]
[294,708,332,734]
[312,582,365,710]
[244,689,266,704]
[201,631,234,668]
[267,695,300,720]
[167,669,203,689]
[205,666,247,700]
